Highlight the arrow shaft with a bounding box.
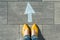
[28,13,32,22]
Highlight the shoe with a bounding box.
[21,24,30,37]
[31,24,38,37]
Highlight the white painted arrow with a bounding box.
[24,2,35,22]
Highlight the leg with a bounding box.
[24,35,31,40]
[31,36,38,40]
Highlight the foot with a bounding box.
[21,24,30,37]
[31,24,38,37]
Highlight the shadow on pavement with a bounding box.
[37,25,45,40]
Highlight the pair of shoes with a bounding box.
[21,24,38,37]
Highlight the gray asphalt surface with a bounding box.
[0,0,60,40]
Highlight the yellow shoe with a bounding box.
[31,24,38,37]
[21,24,30,37]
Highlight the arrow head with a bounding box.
[24,2,35,14]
